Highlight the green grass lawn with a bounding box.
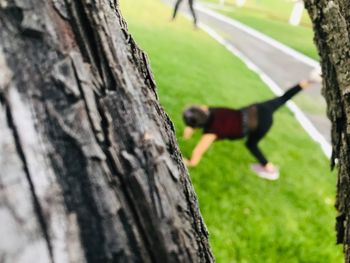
[120,0,341,262]
[200,0,319,60]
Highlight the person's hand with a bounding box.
[183,127,194,140]
[183,158,195,167]
[183,158,190,166]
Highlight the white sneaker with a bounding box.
[309,66,322,83]
[250,164,279,180]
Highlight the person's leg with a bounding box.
[245,105,273,165]
[245,135,268,166]
[188,0,197,25]
[172,0,183,20]
[246,119,279,180]
[258,84,302,113]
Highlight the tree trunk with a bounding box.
[304,0,350,261]
[0,0,214,262]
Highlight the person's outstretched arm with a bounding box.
[184,134,217,167]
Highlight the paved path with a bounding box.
[165,0,331,156]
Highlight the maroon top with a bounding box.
[203,108,244,140]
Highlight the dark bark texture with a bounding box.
[0,0,214,262]
[305,0,350,261]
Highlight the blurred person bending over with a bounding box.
[182,80,314,180]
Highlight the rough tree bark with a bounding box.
[304,0,350,261]
[0,0,214,262]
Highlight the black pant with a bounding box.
[245,85,302,165]
[173,0,197,25]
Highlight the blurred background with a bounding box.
[120,0,342,262]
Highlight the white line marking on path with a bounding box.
[195,3,320,68]
[196,22,332,158]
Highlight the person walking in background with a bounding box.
[172,0,197,27]
[182,79,315,180]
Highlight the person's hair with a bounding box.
[182,106,209,128]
